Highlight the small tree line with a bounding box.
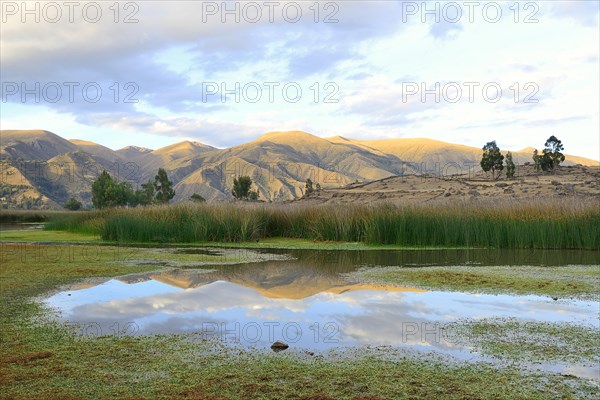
[89,167,175,209]
[481,135,565,180]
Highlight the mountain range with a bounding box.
[1,129,597,208]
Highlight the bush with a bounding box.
[64,197,82,211]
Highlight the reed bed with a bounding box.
[45,199,600,249]
[0,209,74,223]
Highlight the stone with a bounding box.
[271,340,289,352]
[495,183,509,188]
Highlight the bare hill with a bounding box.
[298,164,600,205]
[1,130,78,161]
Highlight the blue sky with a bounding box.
[1,1,598,159]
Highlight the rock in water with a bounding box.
[271,340,289,352]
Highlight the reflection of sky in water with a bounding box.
[45,279,598,354]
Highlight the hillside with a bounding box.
[297,164,600,205]
[1,130,78,161]
[330,137,598,170]
[1,129,598,208]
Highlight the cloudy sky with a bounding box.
[1,1,598,159]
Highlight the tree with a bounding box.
[91,170,134,209]
[305,178,314,195]
[110,181,134,207]
[190,193,206,202]
[154,168,175,204]
[505,152,516,178]
[133,180,155,206]
[480,141,504,179]
[316,183,322,192]
[541,135,565,171]
[64,197,82,211]
[533,149,542,172]
[232,176,253,200]
[91,170,115,209]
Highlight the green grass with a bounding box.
[0,229,102,243]
[347,265,600,300]
[44,199,600,249]
[1,243,598,399]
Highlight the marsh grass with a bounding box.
[0,209,74,223]
[46,199,600,249]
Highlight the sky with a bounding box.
[1,0,599,160]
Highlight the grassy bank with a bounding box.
[346,265,600,300]
[45,199,600,249]
[1,243,598,399]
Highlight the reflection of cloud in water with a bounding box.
[45,278,598,353]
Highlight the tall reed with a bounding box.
[44,199,600,249]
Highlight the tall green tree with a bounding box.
[505,151,516,178]
[541,135,565,171]
[153,168,175,204]
[110,181,134,207]
[232,176,259,200]
[232,176,253,199]
[91,170,134,209]
[91,171,115,209]
[134,180,155,206]
[480,141,504,180]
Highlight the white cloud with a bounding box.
[1,1,598,159]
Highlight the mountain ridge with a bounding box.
[1,129,597,208]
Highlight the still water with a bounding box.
[45,248,599,378]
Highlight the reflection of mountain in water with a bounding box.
[115,260,424,299]
[96,247,600,299]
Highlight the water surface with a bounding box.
[44,248,600,379]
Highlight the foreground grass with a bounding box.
[1,244,598,399]
[347,265,600,300]
[44,199,600,249]
[453,318,600,365]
